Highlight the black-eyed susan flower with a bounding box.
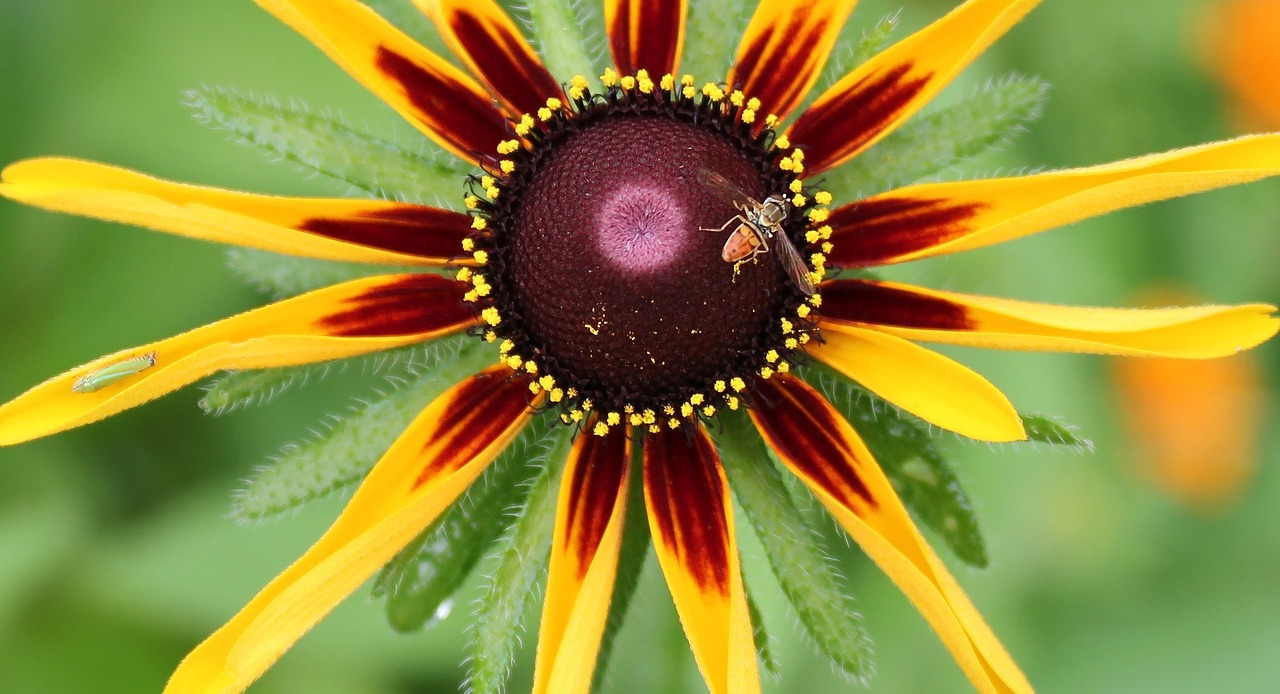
[2,0,1279,693]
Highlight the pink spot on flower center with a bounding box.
[595,184,688,272]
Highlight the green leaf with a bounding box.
[824,73,1050,198]
[374,414,559,633]
[184,86,466,204]
[230,338,492,522]
[590,456,650,691]
[808,366,990,569]
[744,575,780,681]
[682,0,755,83]
[813,12,899,101]
[223,247,430,301]
[523,0,602,83]
[1019,412,1094,452]
[718,409,874,681]
[465,424,575,694]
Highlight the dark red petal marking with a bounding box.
[317,273,475,337]
[789,64,932,175]
[299,205,473,261]
[752,375,875,512]
[413,365,533,488]
[563,427,630,577]
[449,8,564,116]
[644,427,730,595]
[608,0,684,77]
[826,196,987,268]
[375,47,510,162]
[819,279,974,331]
[730,12,844,122]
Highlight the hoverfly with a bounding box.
[697,169,816,296]
[72,352,157,393]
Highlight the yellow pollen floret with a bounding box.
[629,413,643,426]
[690,393,705,405]
[524,360,538,374]
[809,293,823,307]
[529,381,542,395]
[484,330,497,343]
[620,75,636,90]
[660,73,675,90]
[539,375,555,390]
[464,195,479,209]
[785,337,799,350]
[470,217,487,230]
[714,380,727,393]
[570,409,584,422]
[741,109,756,124]
[546,98,562,110]
[649,424,661,434]
[791,160,805,174]
[482,307,501,326]
[777,362,790,373]
[701,83,724,101]
[550,388,564,403]
[642,409,657,424]
[571,75,589,89]
[765,349,779,363]
[569,85,585,100]
[760,366,774,379]
[726,397,740,410]
[623,404,635,414]
[537,107,553,121]
[814,191,833,205]
[789,179,804,193]
[463,290,478,303]
[792,193,807,207]
[668,418,681,429]
[818,225,833,240]
[791,149,805,162]
[764,114,779,128]
[485,186,500,199]
[822,241,834,254]
[806,229,820,244]
[601,68,619,86]
[702,405,717,417]
[606,412,621,426]
[779,157,795,172]
[505,355,523,369]
[681,402,694,418]
[730,90,745,106]
[811,252,826,267]
[560,413,571,424]
[567,388,579,399]
[663,404,675,415]
[781,318,794,334]
[796,304,812,318]
[473,283,491,297]
[580,397,590,410]
[499,339,515,354]
[497,139,519,155]
[499,160,515,173]
[799,333,812,344]
[809,208,830,223]
[455,267,473,281]
[638,71,654,93]
[515,114,535,136]
[593,421,610,437]
[774,134,790,150]
[730,377,746,392]
[746,97,761,110]
[681,74,695,87]
[682,85,697,99]
[472,250,489,264]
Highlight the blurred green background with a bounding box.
[1,0,1278,692]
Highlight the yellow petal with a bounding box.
[727,0,858,123]
[751,374,1033,694]
[604,0,687,77]
[819,279,1280,357]
[811,324,1024,442]
[164,365,537,693]
[255,0,509,164]
[791,0,1040,174]
[418,0,564,116]
[532,422,632,694]
[0,158,474,266]
[0,274,474,446]
[827,134,1280,267]
[643,426,760,694]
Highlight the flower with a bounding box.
[0,0,1277,692]
[1202,0,1280,130]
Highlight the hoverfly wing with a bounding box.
[697,168,758,208]
[773,232,816,296]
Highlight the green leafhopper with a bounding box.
[72,352,157,393]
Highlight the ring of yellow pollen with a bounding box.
[461,71,832,435]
